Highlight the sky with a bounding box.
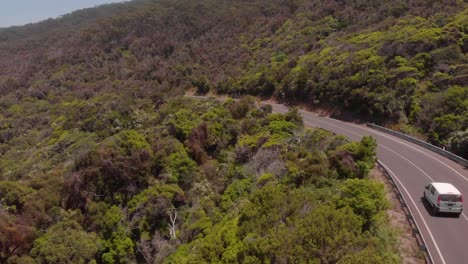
[0,0,128,27]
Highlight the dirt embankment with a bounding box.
[371,166,426,264]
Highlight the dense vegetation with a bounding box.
[0,95,399,263]
[0,0,466,158]
[0,0,464,262]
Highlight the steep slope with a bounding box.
[1,1,458,262]
[0,0,466,157]
[0,94,405,263]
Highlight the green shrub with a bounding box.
[31,220,99,264]
[336,179,389,230]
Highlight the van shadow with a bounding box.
[421,196,460,218]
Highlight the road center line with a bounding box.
[379,145,435,182]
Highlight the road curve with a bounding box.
[267,103,468,264]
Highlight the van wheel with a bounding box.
[456,213,461,218]
[432,206,438,216]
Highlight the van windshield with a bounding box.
[440,194,462,202]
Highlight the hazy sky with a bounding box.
[0,0,128,27]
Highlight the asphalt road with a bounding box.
[268,103,468,264]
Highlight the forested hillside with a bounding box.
[0,0,465,262]
[0,0,467,158]
[1,94,400,263]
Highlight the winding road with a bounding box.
[268,103,468,264]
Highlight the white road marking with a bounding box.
[265,102,467,262]
[300,111,468,263]
[303,115,468,225]
[463,213,468,222]
[379,144,468,224]
[380,162,445,264]
[299,112,468,181]
[338,118,468,182]
[379,145,435,182]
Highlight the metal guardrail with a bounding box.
[367,123,468,168]
[377,160,434,264]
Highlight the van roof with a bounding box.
[432,182,461,195]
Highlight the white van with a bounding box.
[423,182,463,217]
